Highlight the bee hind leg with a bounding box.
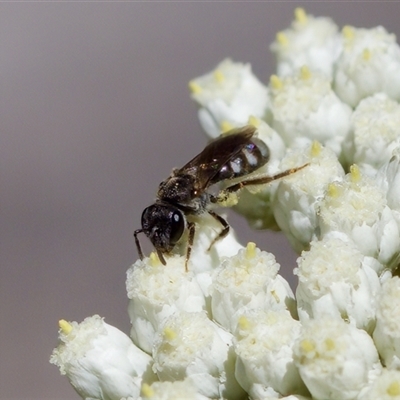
[207,210,230,251]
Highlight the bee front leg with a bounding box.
[207,210,230,251]
[185,221,196,272]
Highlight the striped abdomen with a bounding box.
[211,137,270,184]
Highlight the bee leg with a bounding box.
[225,163,309,193]
[134,229,145,260]
[185,221,196,272]
[207,210,230,251]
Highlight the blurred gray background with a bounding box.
[2,2,399,399]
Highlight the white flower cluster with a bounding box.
[51,8,400,400]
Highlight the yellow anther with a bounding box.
[141,383,155,398]
[325,338,335,351]
[59,319,73,335]
[327,182,341,198]
[387,381,400,396]
[276,31,289,47]
[246,242,257,259]
[342,25,355,40]
[270,74,283,90]
[188,80,202,94]
[238,316,251,330]
[300,339,315,353]
[362,48,371,61]
[213,69,225,83]
[350,164,361,183]
[248,115,260,128]
[220,120,234,133]
[311,141,322,157]
[300,65,311,80]
[295,7,308,24]
[149,252,162,267]
[163,327,177,340]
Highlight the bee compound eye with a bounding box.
[169,210,184,245]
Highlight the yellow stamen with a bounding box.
[300,65,311,80]
[188,80,202,94]
[362,48,371,61]
[387,381,400,396]
[141,383,154,398]
[350,164,361,183]
[325,338,335,351]
[220,120,234,133]
[246,242,256,259]
[248,115,260,128]
[213,69,225,83]
[342,25,355,40]
[300,339,315,353]
[327,182,340,198]
[311,141,322,157]
[270,74,283,90]
[163,327,177,340]
[59,319,73,335]
[295,7,307,24]
[276,31,289,47]
[238,316,251,330]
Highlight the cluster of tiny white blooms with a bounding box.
[318,165,400,270]
[295,236,380,333]
[270,8,342,80]
[52,8,400,400]
[343,93,400,176]
[269,67,352,158]
[50,316,157,400]
[360,369,400,400]
[189,58,270,138]
[211,242,296,332]
[126,254,207,354]
[233,309,307,398]
[152,310,245,399]
[273,141,344,253]
[293,317,382,400]
[334,25,400,108]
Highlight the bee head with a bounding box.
[140,203,185,263]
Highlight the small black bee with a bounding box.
[134,125,307,270]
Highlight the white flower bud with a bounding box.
[273,142,344,253]
[126,255,206,354]
[269,68,352,157]
[334,26,400,107]
[50,315,156,400]
[234,309,307,398]
[139,379,209,400]
[294,317,381,400]
[211,242,296,332]
[343,93,400,176]
[295,237,380,333]
[270,8,341,80]
[318,165,400,269]
[189,58,270,138]
[152,311,245,400]
[359,369,400,400]
[373,276,400,369]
